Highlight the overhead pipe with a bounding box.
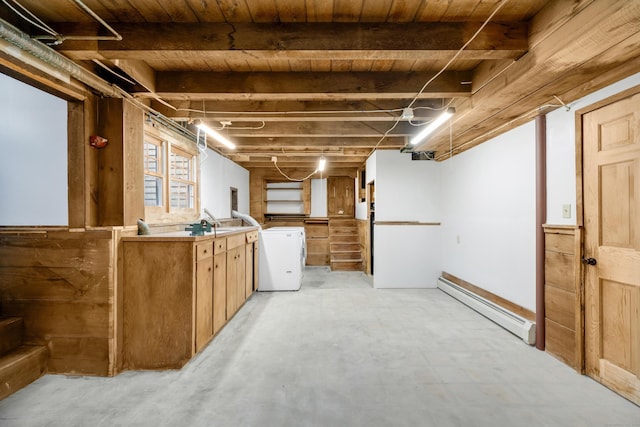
[0,17,121,98]
[31,0,123,43]
[535,114,547,350]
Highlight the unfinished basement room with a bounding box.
[0,0,639,425]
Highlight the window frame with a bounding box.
[143,124,200,223]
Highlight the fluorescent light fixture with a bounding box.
[409,107,455,146]
[318,157,326,172]
[196,122,236,150]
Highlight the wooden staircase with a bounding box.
[329,218,363,271]
[0,317,47,400]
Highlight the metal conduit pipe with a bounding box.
[0,17,121,98]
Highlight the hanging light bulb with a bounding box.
[318,156,326,172]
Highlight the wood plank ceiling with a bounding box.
[2,0,640,174]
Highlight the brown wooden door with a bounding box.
[328,176,355,217]
[583,91,640,405]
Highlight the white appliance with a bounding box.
[258,227,306,291]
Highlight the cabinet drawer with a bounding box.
[196,242,213,261]
[246,230,259,243]
[226,233,245,249]
[213,238,227,254]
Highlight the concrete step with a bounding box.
[0,345,47,400]
[0,317,23,358]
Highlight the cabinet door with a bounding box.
[195,256,213,352]
[253,241,259,291]
[245,243,254,299]
[213,252,226,334]
[236,245,246,308]
[226,247,240,318]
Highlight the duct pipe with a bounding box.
[535,114,547,350]
[0,17,121,98]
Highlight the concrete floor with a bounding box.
[1,267,638,426]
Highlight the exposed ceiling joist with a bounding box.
[56,22,528,61]
[218,121,422,138]
[151,99,447,122]
[145,71,472,101]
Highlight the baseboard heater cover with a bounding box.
[437,276,536,345]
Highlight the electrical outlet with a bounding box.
[271,156,277,163]
[562,204,571,219]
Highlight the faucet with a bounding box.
[203,208,223,227]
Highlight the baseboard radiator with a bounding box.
[437,276,536,345]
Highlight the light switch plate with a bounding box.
[562,204,571,219]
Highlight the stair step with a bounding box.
[330,260,363,271]
[0,318,23,357]
[329,235,359,243]
[331,252,362,261]
[329,227,357,236]
[0,345,47,400]
[330,242,360,251]
[329,220,356,227]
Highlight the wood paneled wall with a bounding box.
[543,225,583,371]
[357,219,370,275]
[0,228,122,376]
[96,98,144,227]
[305,219,329,266]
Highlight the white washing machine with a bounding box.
[258,227,306,291]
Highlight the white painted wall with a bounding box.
[0,73,67,226]
[371,150,442,288]
[546,71,640,224]
[440,121,537,311]
[310,178,327,217]
[375,150,441,221]
[200,148,249,219]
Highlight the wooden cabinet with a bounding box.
[195,242,213,352]
[212,240,227,335]
[121,227,258,370]
[226,233,246,318]
[245,230,259,298]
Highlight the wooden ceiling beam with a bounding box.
[231,137,405,148]
[237,161,365,169]
[419,0,640,157]
[56,22,527,61]
[217,121,423,137]
[151,99,447,121]
[232,147,372,156]
[147,71,471,101]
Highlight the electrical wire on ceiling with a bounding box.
[272,158,318,182]
[366,0,512,157]
[1,0,58,39]
[435,100,570,161]
[202,121,266,131]
[3,0,122,45]
[170,104,454,117]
